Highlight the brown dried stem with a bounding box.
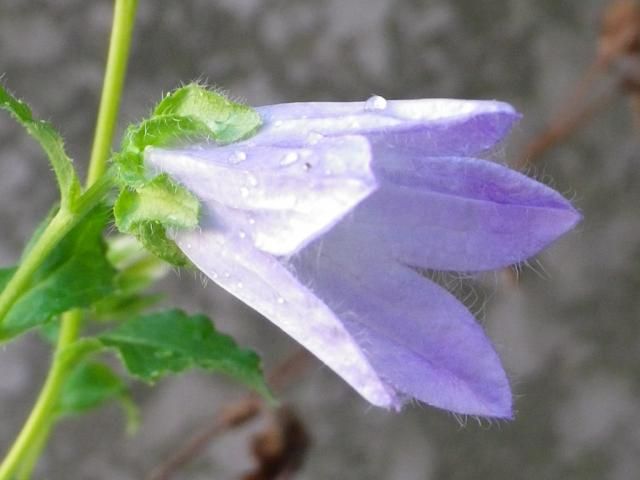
[145,349,311,480]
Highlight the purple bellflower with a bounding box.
[145,96,580,418]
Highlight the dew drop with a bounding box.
[247,174,258,187]
[277,297,285,304]
[223,271,231,279]
[365,95,387,111]
[280,152,299,166]
[228,151,247,164]
[307,132,323,145]
[274,120,283,128]
[240,187,250,198]
[238,230,246,239]
[237,282,244,289]
[211,271,219,279]
[186,243,192,250]
[248,216,256,225]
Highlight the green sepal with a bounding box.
[113,174,199,266]
[114,174,199,232]
[116,115,212,188]
[112,84,262,265]
[99,309,272,399]
[0,208,116,340]
[153,83,261,144]
[0,83,81,209]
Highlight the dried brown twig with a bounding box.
[516,0,640,168]
[145,349,312,480]
[506,0,640,284]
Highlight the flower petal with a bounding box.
[172,209,399,408]
[146,135,376,256]
[350,155,581,271]
[255,98,519,156]
[289,230,512,418]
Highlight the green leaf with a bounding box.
[0,267,16,292]
[0,208,116,340]
[57,361,139,432]
[58,362,126,414]
[153,83,262,144]
[0,83,80,208]
[99,309,271,398]
[93,235,169,321]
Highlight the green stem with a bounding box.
[0,208,74,323]
[87,0,138,187]
[14,420,51,480]
[0,172,114,328]
[0,1,138,477]
[0,311,82,480]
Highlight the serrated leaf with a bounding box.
[153,83,261,144]
[0,208,116,340]
[99,309,270,398]
[57,361,139,432]
[0,84,80,208]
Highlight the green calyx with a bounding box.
[113,83,262,265]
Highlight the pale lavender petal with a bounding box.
[145,95,581,418]
[173,209,399,408]
[255,98,519,156]
[289,230,512,417]
[146,135,376,256]
[349,155,581,271]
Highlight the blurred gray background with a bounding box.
[1,0,639,479]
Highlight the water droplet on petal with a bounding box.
[365,95,387,111]
[211,271,219,279]
[228,151,247,164]
[237,282,243,289]
[223,271,231,279]
[274,120,283,128]
[246,174,258,187]
[240,187,250,198]
[307,132,323,144]
[186,243,192,250]
[277,297,285,304]
[280,152,299,166]
[238,230,246,239]
[248,216,256,225]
